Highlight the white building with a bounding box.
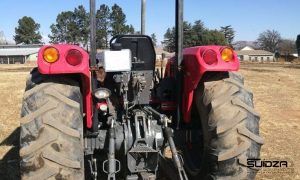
[236,46,274,62]
[0,44,42,64]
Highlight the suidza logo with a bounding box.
[247,159,288,168]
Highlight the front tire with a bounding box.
[20,68,84,179]
[184,72,264,179]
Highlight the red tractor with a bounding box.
[19,0,263,179]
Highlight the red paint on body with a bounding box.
[165,46,239,123]
[182,46,239,123]
[38,44,93,128]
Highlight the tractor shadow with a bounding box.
[0,127,20,180]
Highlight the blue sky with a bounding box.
[0,0,299,44]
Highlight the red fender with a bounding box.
[165,46,239,123]
[38,44,93,128]
[182,46,239,123]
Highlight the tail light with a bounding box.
[43,47,59,63]
[202,49,217,65]
[66,49,83,66]
[220,47,234,62]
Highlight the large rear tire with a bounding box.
[183,72,264,179]
[20,68,84,179]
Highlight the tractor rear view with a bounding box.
[19,0,263,179]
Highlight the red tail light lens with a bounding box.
[66,49,82,66]
[202,49,217,65]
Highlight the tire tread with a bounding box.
[193,72,263,179]
[20,68,84,180]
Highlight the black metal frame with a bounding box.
[86,1,186,179]
[89,0,96,67]
[175,0,184,128]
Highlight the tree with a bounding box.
[74,5,89,46]
[163,27,175,52]
[191,20,206,46]
[279,39,296,61]
[183,21,196,47]
[163,20,226,52]
[49,6,89,45]
[0,31,7,45]
[203,30,227,46]
[296,34,300,57]
[256,30,281,53]
[191,20,226,46]
[163,21,195,52]
[110,4,128,36]
[279,39,296,54]
[151,33,157,47]
[193,20,205,33]
[126,24,135,34]
[96,4,111,48]
[220,25,235,46]
[49,11,75,43]
[14,16,42,44]
[49,3,134,47]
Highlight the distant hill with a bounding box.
[233,41,259,50]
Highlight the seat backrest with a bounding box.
[110,35,156,72]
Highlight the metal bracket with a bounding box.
[102,159,121,174]
[88,156,98,180]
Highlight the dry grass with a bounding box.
[0,63,299,179]
[240,64,300,179]
[0,71,26,156]
[0,66,32,179]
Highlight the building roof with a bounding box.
[0,48,40,56]
[0,44,43,49]
[240,46,255,51]
[236,49,273,56]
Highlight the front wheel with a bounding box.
[183,72,264,179]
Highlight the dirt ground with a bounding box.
[240,63,300,179]
[0,63,299,179]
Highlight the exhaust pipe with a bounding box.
[175,0,183,67]
[175,0,183,129]
[141,0,146,35]
[90,0,96,67]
